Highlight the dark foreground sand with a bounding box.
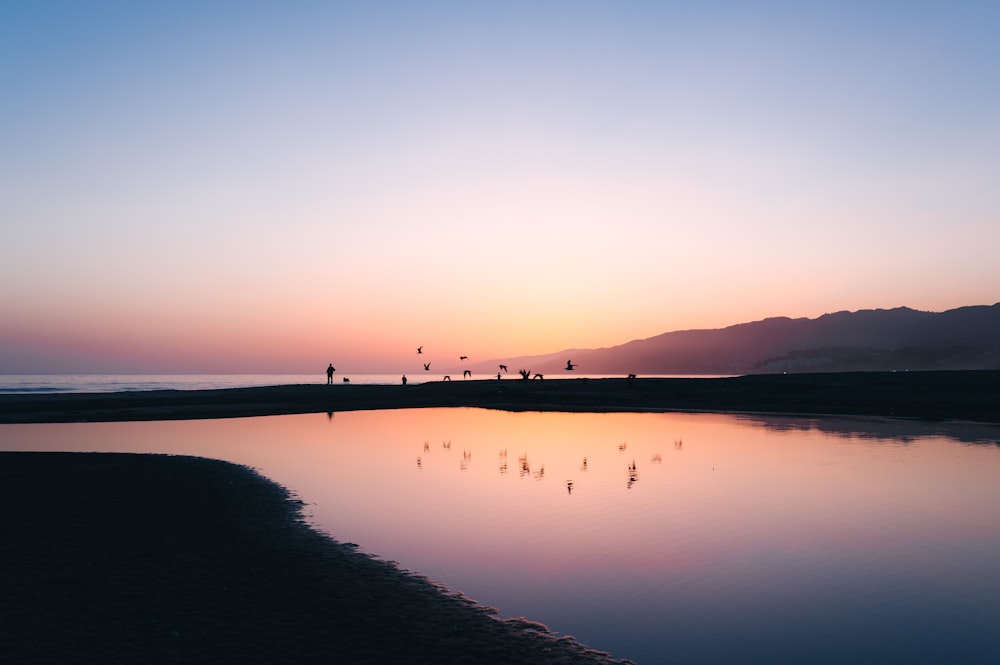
[2,371,999,424]
[0,452,630,664]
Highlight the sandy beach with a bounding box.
[2,371,999,424]
[3,371,997,662]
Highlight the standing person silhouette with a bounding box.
[326,363,335,384]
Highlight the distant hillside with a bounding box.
[478,303,1000,375]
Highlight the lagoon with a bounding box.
[4,409,1000,664]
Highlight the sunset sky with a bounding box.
[2,1,998,374]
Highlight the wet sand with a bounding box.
[0,452,630,664]
[2,371,999,424]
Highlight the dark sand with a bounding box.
[2,371,997,662]
[0,453,629,664]
[2,371,999,424]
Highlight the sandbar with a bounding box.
[1,371,998,424]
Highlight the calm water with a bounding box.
[3,409,1000,664]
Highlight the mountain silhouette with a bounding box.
[481,303,1000,375]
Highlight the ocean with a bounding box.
[0,374,409,393]
[0,373,672,394]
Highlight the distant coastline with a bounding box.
[2,371,998,424]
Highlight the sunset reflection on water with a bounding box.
[4,409,1000,664]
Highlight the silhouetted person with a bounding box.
[326,363,335,384]
[402,374,407,385]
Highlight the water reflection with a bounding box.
[3,409,1000,664]
[741,413,1000,445]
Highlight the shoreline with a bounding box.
[2,371,999,424]
[1,452,631,664]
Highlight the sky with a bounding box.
[2,1,998,374]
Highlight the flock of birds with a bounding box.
[326,346,583,384]
[407,345,579,383]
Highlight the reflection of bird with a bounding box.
[423,362,431,371]
[565,360,577,370]
[417,346,423,354]
[460,355,468,361]
[499,364,508,373]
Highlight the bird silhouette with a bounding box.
[417,346,423,354]
[460,355,468,361]
[565,360,577,370]
[423,362,431,371]
[498,364,508,373]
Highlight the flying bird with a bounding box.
[460,355,468,361]
[499,364,508,373]
[565,360,577,371]
[417,346,423,354]
[423,362,431,371]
